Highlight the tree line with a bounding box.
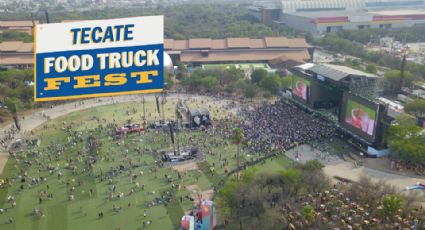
[0,69,33,124]
[335,27,425,44]
[177,66,292,99]
[215,160,424,229]
[0,4,295,40]
[312,34,425,80]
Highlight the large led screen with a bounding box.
[344,99,377,136]
[292,76,310,101]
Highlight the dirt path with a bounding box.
[0,155,7,174]
[172,161,199,172]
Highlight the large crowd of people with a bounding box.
[0,98,241,228]
[241,99,336,154]
[0,95,423,229]
[0,127,18,151]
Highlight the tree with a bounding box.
[383,195,404,218]
[280,168,303,195]
[231,128,244,179]
[281,76,292,89]
[302,205,316,223]
[164,70,174,90]
[404,99,425,117]
[303,159,324,171]
[305,32,314,43]
[215,178,238,220]
[0,30,33,42]
[395,113,417,127]
[243,84,258,100]
[4,97,22,130]
[381,70,414,94]
[200,76,219,92]
[346,177,397,212]
[250,69,268,84]
[176,64,187,79]
[387,124,425,164]
[260,75,281,94]
[366,64,377,74]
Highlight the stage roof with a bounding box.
[308,64,378,82]
[188,108,210,117]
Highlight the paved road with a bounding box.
[286,144,425,191]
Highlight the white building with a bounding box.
[250,0,425,34]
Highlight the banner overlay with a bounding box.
[34,16,164,102]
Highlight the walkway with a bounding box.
[285,144,425,191]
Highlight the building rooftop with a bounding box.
[180,49,309,63]
[165,37,310,50]
[285,8,425,19]
[307,63,378,82]
[0,55,33,65]
[288,10,370,18]
[188,108,210,117]
[0,41,34,52]
[0,20,38,27]
[370,9,425,16]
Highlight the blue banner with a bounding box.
[35,43,164,101]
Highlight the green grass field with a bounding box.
[0,100,291,230]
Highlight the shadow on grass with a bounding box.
[165,201,184,228]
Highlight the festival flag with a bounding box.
[200,200,214,230]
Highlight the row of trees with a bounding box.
[0,69,34,126]
[0,30,33,43]
[313,34,425,80]
[1,4,294,40]
[387,106,425,167]
[216,160,423,229]
[250,69,291,93]
[405,98,425,118]
[381,70,416,94]
[387,122,425,164]
[216,160,330,226]
[178,67,292,99]
[0,69,33,106]
[179,67,241,93]
[335,27,425,44]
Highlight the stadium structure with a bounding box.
[249,0,425,34]
[289,63,391,157]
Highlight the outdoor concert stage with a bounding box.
[160,146,201,163]
[291,63,390,156]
